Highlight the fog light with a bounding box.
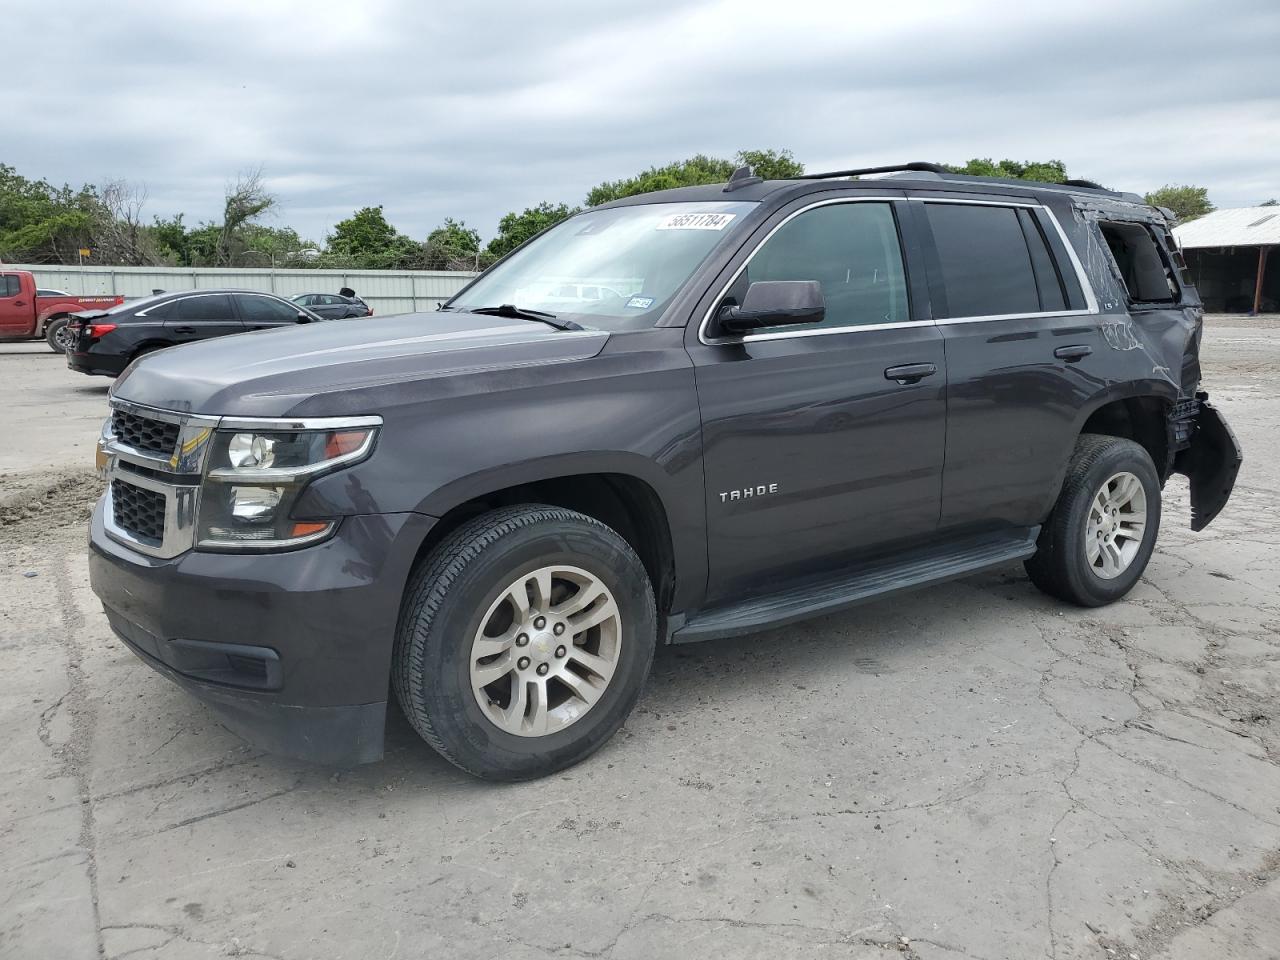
[230,486,282,522]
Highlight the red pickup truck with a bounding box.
[0,269,124,351]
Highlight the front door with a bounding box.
[0,273,31,337]
[686,197,947,604]
[234,293,305,330]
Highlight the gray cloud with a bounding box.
[8,0,1278,244]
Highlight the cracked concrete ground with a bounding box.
[2,318,1279,960]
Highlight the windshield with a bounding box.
[448,201,755,330]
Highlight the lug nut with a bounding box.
[533,616,546,630]
[555,645,566,658]
[516,634,529,647]
[553,622,565,636]
[517,656,530,670]
[536,663,549,676]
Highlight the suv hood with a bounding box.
[111,312,611,416]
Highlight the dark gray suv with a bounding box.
[88,162,1241,780]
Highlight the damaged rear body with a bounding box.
[1051,191,1241,531]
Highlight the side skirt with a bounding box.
[670,527,1040,644]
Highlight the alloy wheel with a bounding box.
[469,565,622,737]
[1085,471,1148,579]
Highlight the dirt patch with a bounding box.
[0,468,104,543]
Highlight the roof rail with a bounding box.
[1063,178,1105,190]
[797,161,949,180]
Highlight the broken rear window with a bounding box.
[1099,221,1178,305]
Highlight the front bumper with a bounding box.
[90,499,437,765]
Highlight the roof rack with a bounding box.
[797,161,949,180]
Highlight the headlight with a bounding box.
[196,418,380,551]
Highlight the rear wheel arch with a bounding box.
[1079,394,1173,479]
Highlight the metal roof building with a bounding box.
[1173,206,1278,314]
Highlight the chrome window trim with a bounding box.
[698,195,1101,345]
[698,196,922,346]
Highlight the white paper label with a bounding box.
[655,212,737,231]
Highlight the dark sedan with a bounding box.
[67,289,321,378]
[291,293,373,319]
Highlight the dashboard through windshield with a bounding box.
[448,201,756,330]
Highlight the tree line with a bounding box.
[0,152,1226,272]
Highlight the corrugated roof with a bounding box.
[1174,206,1280,248]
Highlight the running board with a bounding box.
[671,528,1040,644]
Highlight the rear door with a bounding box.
[163,293,243,344]
[0,273,32,337]
[235,293,305,329]
[686,194,947,602]
[911,196,1101,531]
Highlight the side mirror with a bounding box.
[296,311,313,324]
[718,280,824,333]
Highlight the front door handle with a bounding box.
[172,325,196,335]
[884,362,937,384]
[1054,344,1092,362]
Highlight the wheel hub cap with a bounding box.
[1085,470,1148,580]
[469,564,622,737]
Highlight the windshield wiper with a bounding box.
[465,304,583,331]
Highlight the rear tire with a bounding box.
[45,317,71,353]
[1025,434,1161,607]
[393,504,657,781]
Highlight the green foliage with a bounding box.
[326,205,420,269]
[486,202,580,260]
[585,155,734,207]
[1143,184,1214,222]
[942,158,1069,184]
[150,213,191,265]
[0,163,97,263]
[735,148,805,180]
[583,148,805,208]
[425,217,482,269]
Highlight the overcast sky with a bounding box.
[10,0,1278,244]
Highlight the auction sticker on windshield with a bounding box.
[656,212,737,231]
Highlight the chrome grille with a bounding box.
[111,409,180,458]
[110,479,166,543]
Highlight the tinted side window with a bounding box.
[143,300,172,319]
[1,275,20,297]
[741,202,908,331]
[171,295,233,321]
[925,204,1040,318]
[236,295,299,323]
[1017,209,1067,312]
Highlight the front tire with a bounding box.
[1025,434,1161,607]
[393,504,657,781]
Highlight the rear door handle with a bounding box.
[172,325,196,335]
[884,362,937,384]
[1054,345,1092,362]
